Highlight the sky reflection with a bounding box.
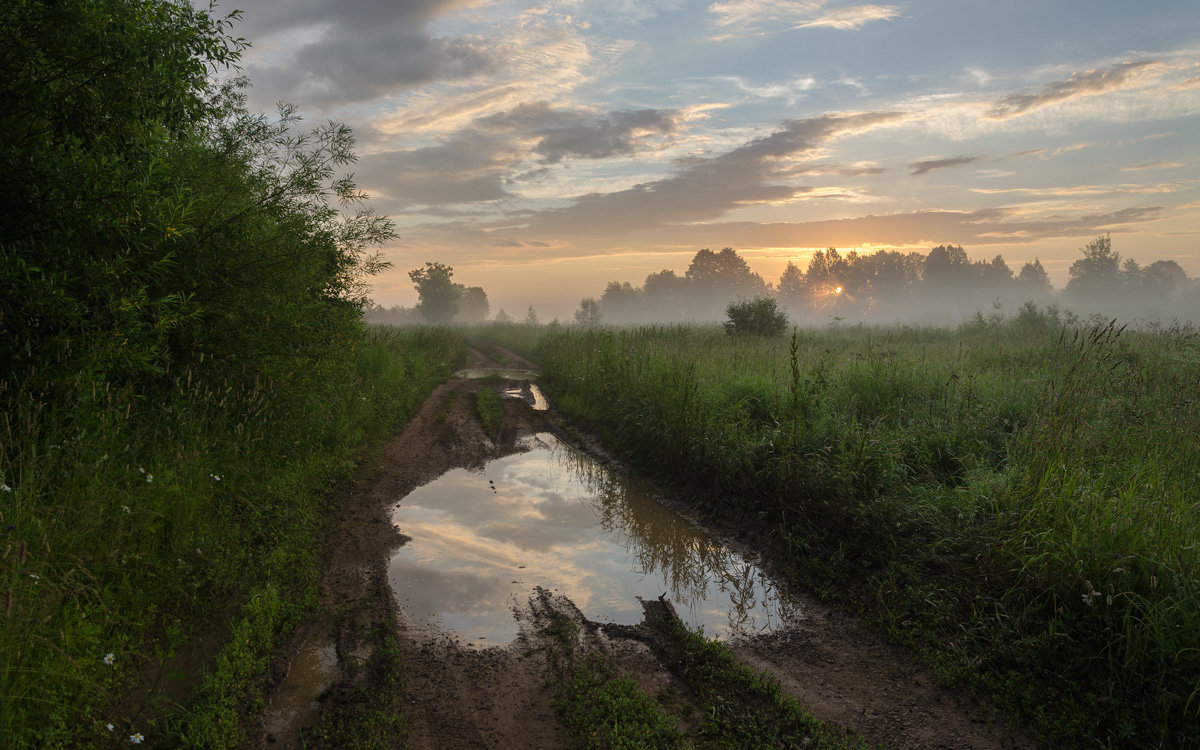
[388,433,801,646]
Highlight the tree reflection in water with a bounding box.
[546,437,800,636]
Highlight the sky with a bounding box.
[220,0,1200,319]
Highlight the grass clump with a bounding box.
[541,609,686,750]
[475,388,505,440]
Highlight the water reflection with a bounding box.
[388,433,800,647]
[454,367,548,410]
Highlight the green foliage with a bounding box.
[491,311,1200,747]
[409,261,461,324]
[541,610,686,750]
[723,296,789,336]
[648,614,853,749]
[0,328,462,747]
[475,388,504,439]
[0,1,457,744]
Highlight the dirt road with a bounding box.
[245,345,1034,749]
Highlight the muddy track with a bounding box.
[244,344,1035,749]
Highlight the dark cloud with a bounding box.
[355,102,682,208]
[237,0,501,107]
[520,112,901,234]
[908,154,982,175]
[478,103,680,164]
[356,134,516,209]
[987,61,1156,119]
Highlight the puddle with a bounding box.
[455,366,548,410]
[262,634,338,745]
[388,433,800,648]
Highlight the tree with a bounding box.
[575,297,602,325]
[1143,260,1187,295]
[1017,259,1054,297]
[456,285,489,323]
[0,4,392,395]
[599,281,642,322]
[923,244,972,286]
[409,262,460,324]
[524,306,540,326]
[1066,235,1121,299]
[775,261,806,310]
[724,297,789,336]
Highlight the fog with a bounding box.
[369,237,1200,330]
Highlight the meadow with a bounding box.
[0,328,463,748]
[479,305,1200,747]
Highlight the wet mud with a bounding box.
[245,343,1035,749]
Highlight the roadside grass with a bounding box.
[540,596,854,749]
[541,609,687,750]
[304,619,406,749]
[0,326,464,748]
[475,388,505,440]
[474,306,1200,747]
[644,609,856,750]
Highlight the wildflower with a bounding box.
[145,474,153,483]
[104,653,114,666]
[122,505,130,514]
[28,574,39,580]
[1,483,10,492]
[138,467,145,474]
[211,474,221,482]
[107,723,114,732]
[130,732,144,744]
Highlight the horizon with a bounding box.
[222,0,1200,319]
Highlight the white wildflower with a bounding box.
[1,483,11,492]
[145,474,153,483]
[129,732,144,744]
[104,653,114,666]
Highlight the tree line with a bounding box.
[574,239,1195,326]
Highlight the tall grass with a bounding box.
[478,308,1200,747]
[0,326,463,748]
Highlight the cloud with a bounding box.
[986,61,1158,119]
[239,0,502,108]
[478,103,680,163]
[355,102,683,208]
[707,0,899,38]
[640,205,1165,250]
[908,154,982,175]
[794,4,901,29]
[1122,161,1183,171]
[514,111,902,233]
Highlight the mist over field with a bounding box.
[369,239,1200,328]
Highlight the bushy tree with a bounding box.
[1066,235,1122,299]
[457,285,489,323]
[409,262,461,324]
[575,297,602,325]
[0,0,392,398]
[724,296,789,336]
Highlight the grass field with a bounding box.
[0,327,463,748]
[477,305,1200,747]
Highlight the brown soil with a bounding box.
[242,344,1036,749]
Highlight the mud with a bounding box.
[245,343,1035,749]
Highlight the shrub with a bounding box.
[724,297,789,336]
